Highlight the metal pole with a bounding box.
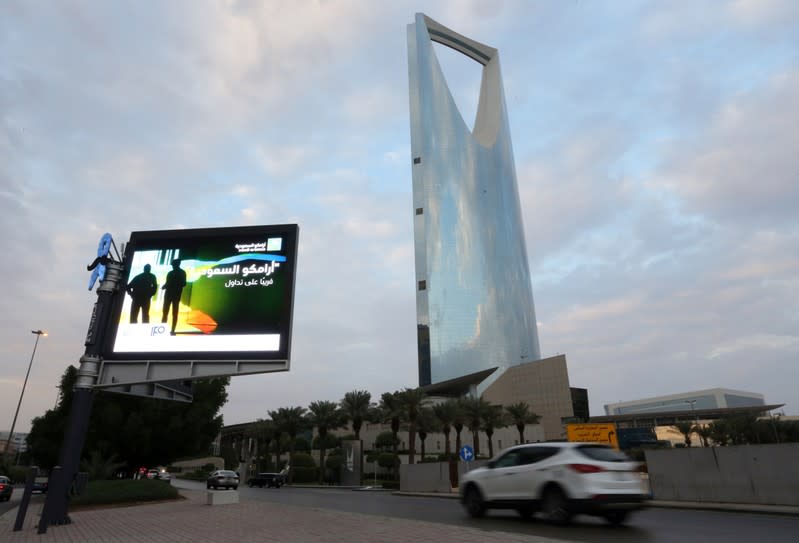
[38,260,123,533]
[4,330,46,464]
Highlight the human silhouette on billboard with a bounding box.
[161,258,187,334]
[127,264,158,323]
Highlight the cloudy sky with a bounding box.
[2,0,798,434]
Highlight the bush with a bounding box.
[325,454,343,471]
[377,452,399,469]
[291,452,316,468]
[71,479,180,508]
[375,431,399,450]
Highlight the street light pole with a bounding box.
[4,330,47,464]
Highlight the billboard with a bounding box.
[566,423,619,449]
[102,224,298,363]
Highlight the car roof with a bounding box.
[500,442,614,453]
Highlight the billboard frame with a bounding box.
[100,223,298,369]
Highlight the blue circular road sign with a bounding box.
[459,445,475,462]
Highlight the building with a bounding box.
[604,388,766,416]
[407,13,541,395]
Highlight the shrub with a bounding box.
[291,452,316,468]
[377,452,399,469]
[71,479,180,508]
[375,431,399,450]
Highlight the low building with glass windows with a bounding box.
[604,388,766,416]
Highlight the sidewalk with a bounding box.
[0,489,573,543]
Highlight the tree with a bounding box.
[340,390,372,440]
[453,403,466,457]
[307,400,345,484]
[461,396,492,457]
[432,399,460,458]
[270,406,307,484]
[245,419,275,471]
[694,424,711,447]
[397,387,428,464]
[481,404,508,458]
[416,407,439,461]
[379,392,403,458]
[674,422,694,447]
[505,402,540,444]
[26,366,228,471]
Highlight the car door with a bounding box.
[518,446,562,500]
[483,449,527,501]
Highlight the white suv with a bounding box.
[459,442,648,525]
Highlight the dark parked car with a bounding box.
[0,476,13,501]
[207,470,239,490]
[247,472,285,488]
[32,477,48,493]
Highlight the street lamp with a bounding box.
[3,330,47,464]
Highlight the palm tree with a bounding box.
[461,396,492,457]
[397,387,428,464]
[379,391,403,478]
[453,402,466,456]
[674,421,694,447]
[271,406,307,483]
[694,424,711,447]
[267,410,284,469]
[432,399,461,458]
[505,402,540,444]
[340,390,373,441]
[416,407,439,461]
[481,404,508,458]
[307,400,346,484]
[245,419,275,471]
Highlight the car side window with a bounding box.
[493,450,523,468]
[520,446,559,465]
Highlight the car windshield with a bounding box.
[219,471,237,476]
[575,444,631,462]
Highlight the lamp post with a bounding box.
[4,330,47,464]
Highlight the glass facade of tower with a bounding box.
[407,14,541,394]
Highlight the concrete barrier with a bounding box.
[206,490,239,505]
[645,443,799,505]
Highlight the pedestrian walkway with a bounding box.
[0,489,573,543]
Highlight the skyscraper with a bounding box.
[408,14,541,394]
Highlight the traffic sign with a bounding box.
[459,445,474,462]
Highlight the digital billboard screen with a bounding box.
[103,224,298,362]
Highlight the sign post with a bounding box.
[38,255,124,533]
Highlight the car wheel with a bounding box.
[604,510,629,526]
[516,505,534,519]
[541,487,572,525]
[463,486,486,518]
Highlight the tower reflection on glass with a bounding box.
[3,329,47,464]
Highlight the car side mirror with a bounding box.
[487,460,496,469]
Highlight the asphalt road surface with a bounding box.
[173,480,799,543]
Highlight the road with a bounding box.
[174,479,799,543]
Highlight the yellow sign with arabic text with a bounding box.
[566,423,619,449]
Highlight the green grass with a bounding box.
[71,479,181,509]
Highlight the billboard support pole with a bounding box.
[38,260,124,534]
